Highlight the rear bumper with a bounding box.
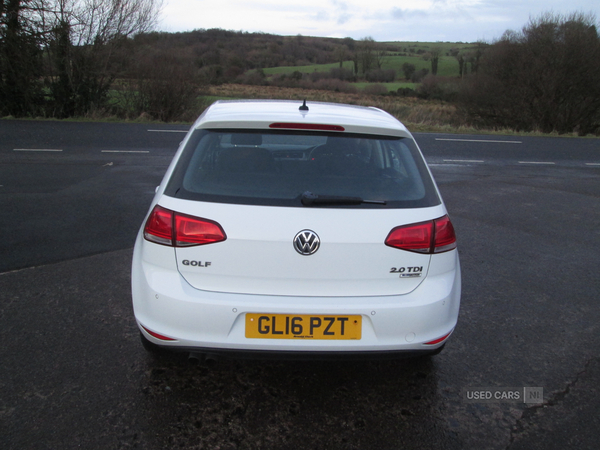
[132,240,461,355]
[152,344,447,361]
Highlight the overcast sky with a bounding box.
[157,0,599,43]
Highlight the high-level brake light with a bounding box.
[144,205,227,247]
[385,215,457,254]
[269,123,345,131]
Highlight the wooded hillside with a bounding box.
[1,5,599,135]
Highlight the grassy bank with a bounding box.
[204,84,594,137]
[204,84,475,134]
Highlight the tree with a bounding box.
[0,0,45,116]
[460,12,600,134]
[401,62,416,80]
[357,36,376,74]
[44,0,163,117]
[456,53,465,77]
[333,44,348,68]
[429,47,440,76]
[1,0,162,117]
[123,50,199,122]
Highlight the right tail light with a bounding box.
[385,215,457,254]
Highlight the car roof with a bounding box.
[192,99,412,138]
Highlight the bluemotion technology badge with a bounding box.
[294,230,320,255]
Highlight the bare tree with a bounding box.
[428,47,440,76]
[357,36,375,74]
[333,44,348,68]
[43,0,162,116]
[0,0,162,117]
[0,0,46,116]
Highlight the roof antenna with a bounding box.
[299,99,309,111]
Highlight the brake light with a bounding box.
[385,215,456,254]
[269,123,345,132]
[144,205,226,247]
[433,215,457,253]
[175,213,227,246]
[385,221,433,253]
[143,205,173,246]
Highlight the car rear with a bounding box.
[131,100,460,359]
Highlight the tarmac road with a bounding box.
[1,120,599,449]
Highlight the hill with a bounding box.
[125,29,478,87]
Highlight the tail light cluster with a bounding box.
[144,205,226,247]
[385,215,457,254]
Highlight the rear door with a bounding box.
[170,200,440,297]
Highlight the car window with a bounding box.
[165,130,440,208]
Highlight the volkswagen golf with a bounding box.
[131,99,461,360]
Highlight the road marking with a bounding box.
[435,138,522,144]
[518,161,555,165]
[585,163,600,166]
[101,150,150,153]
[13,148,63,152]
[147,129,187,133]
[443,159,485,163]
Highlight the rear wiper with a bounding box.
[300,191,386,206]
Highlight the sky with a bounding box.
[157,0,599,43]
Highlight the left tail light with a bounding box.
[144,205,227,247]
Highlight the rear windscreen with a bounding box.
[165,129,440,208]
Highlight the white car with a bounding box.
[131,99,460,360]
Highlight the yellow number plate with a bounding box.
[245,314,361,340]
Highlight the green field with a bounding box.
[352,82,417,91]
[263,55,461,78]
[262,61,355,75]
[262,42,480,90]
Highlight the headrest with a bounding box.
[231,133,262,146]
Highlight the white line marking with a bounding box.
[435,138,522,144]
[101,150,149,153]
[518,161,555,165]
[585,163,600,166]
[443,159,485,163]
[13,148,63,152]
[147,129,187,133]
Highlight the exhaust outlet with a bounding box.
[204,353,218,365]
[188,352,202,365]
[188,352,219,365]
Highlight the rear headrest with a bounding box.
[231,133,262,146]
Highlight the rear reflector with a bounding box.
[385,215,457,254]
[141,325,176,341]
[424,332,452,345]
[269,123,345,132]
[144,205,227,247]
